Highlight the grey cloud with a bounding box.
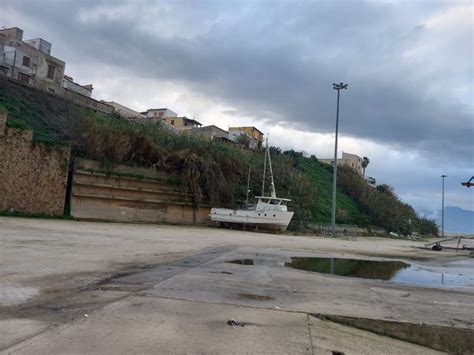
[3,0,473,163]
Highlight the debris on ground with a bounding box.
[227,319,245,327]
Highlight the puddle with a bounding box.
[285,257,474,287]
[227,259,254,265]
[238,293,274,301]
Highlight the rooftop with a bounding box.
[229,126,264,136]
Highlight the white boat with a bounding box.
[210,138,294,232]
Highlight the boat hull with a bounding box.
[210,208,294,232]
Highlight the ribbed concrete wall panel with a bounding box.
[70,159,210,225]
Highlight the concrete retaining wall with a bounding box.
[70,158,210,225]
[0,112,70,215]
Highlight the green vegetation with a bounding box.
[292,156,370,225]
[0,78,438,235]
[337,165,438,236]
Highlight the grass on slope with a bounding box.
[295,157,371,225]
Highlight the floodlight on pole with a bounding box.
[331,82,348,235]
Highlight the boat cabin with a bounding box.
[254,196,291,212]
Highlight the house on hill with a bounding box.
[185,125,230,141]
[102,101,146,120]
[0,27,65,94]
[228,126,264,149]
[162,116,202,131]
[141,108,177,120]
[62,75,93,98]
[320,152,364,176]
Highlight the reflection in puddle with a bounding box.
[285,257,408,280]
[285,257,474,287]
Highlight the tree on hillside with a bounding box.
[413,217,439,236]
[362,156,370,177]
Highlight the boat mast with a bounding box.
[261,138,267,196]
[267,137,276,198]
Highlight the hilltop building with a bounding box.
[62,75,93,98]
[0,27,114,115]
[185,125,230,141]
[228,126,264,149]
[162,116,202,131]
[0,27,65,94]
[320,152,364,176]
[140,108,201,133]
[141,108,177,120]
[102,101,146,120]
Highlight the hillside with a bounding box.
[0,78,436,234]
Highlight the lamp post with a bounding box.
[331,82,348,234]
[441,174,447,237]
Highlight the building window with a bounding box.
[22,56,30,67]
[158,112,164,117]
[154,112,158,117]
[47,64,55,79]
[171,119,175,125]
[18,72,30,84]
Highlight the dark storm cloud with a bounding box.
[3,0,474,161]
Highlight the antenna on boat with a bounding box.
[246,165,251,205]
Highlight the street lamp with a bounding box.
[441,174,447,237]
[331,82,348,234]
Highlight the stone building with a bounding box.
[320,152,364,176]
[0,27,65,94]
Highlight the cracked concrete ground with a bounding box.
[1,217,473,354]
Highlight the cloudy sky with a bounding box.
[2,0,473,214]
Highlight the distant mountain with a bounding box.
[422,207,474,234]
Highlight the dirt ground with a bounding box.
[1,217,473,354]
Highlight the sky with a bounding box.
[1,0,473,214]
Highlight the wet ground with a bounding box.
[1,217,473,354]
[285,256,474,287]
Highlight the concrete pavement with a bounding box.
[1,217,473,353]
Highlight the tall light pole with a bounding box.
[441,174,447,237]
[331,82,348,234]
